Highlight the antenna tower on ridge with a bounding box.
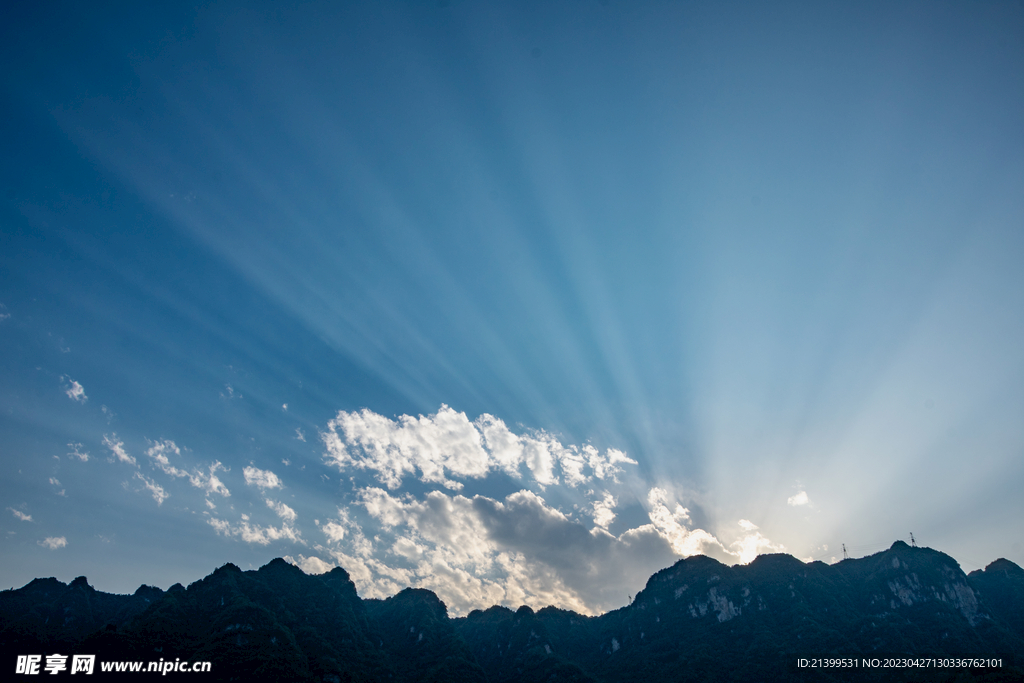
[842,543,848,560]
[910,532,917,548]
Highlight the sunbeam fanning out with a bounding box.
[1,0,1023,614]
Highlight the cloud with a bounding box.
[197,462,231,497]
[322,521,346,543]
[730,520,786,564]
[0,303,9,321]
[8,507,32,522]
[243,466,282,490]
[317,486,682,615]
[645,488,725,557]
[39,536,67,550]
[295,428,306,442]
[145,440,230,497]
[207,515,303,546]
[592,492,617,529]
[62,377,87,403]
[284,554,335,574]
[147,440,187,477]
[787,490,810,506]
[134,472,168,505]
[103,434,136,466]
[266,498,298,523]
[67,443,89,462]
[321,405,637,491]
[49,477,65,496]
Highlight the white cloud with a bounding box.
[321,405,637,491]
[103,434,136,466]
[39,536,67,550]
[319,486,682,615]
[322,521,346,543]
[243,466,282,490]
[730,520,786,564]
[285,554,335,574]
[134,472,168,505]
[0,303,9,321]
[197,462,231,497]
[266,498,298,523]
[49,478,66,496]
[645,488,725,557]
[145,441,230,497]
[62,377,87,403]
[295,428,306,442]
[787,490,810,506]
[282,403,288,411]
[67,443,89,462]
[592,492,617,529]
[8,507,32,522]
[207,516,303,546]
[147,440,187,477]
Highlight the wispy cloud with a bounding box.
[39,536,67,550]
[787,490,810,506]
[67,442,89,462]
[103,434,136,466]
[147,440,187,477]
[134,472,168,505]
[0,302,9,322]
[49,478,65,496]
[7,507,32,522]
[145,440,230,497]
[243,466,282,490]
[62,376,87,403]
[207,514,303,546]
[266,498,297,523]
[322,405,637,491]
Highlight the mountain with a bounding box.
[2,542,1022,681]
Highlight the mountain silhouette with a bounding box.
[3,542,1022,681]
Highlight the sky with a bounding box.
[2,0,1023,616]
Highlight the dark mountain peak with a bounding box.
[69,576,92,590]
[390,587,448,613]
[677,554,727,570]
[746,552,806,572]
[462,610,512,626]
[22,577,65,594]
[748,551,802,565]
[259,556,293,571]
[325,565,351,581]
[133,584,164,600]
[515,605,534,618]
[5,546,1024,683]
[640,554,730,596]
[982,558,1023,576]
[256,557,303,579]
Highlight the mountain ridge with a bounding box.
[3,542,1022,681]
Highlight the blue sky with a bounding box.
[2,0,1023,614]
